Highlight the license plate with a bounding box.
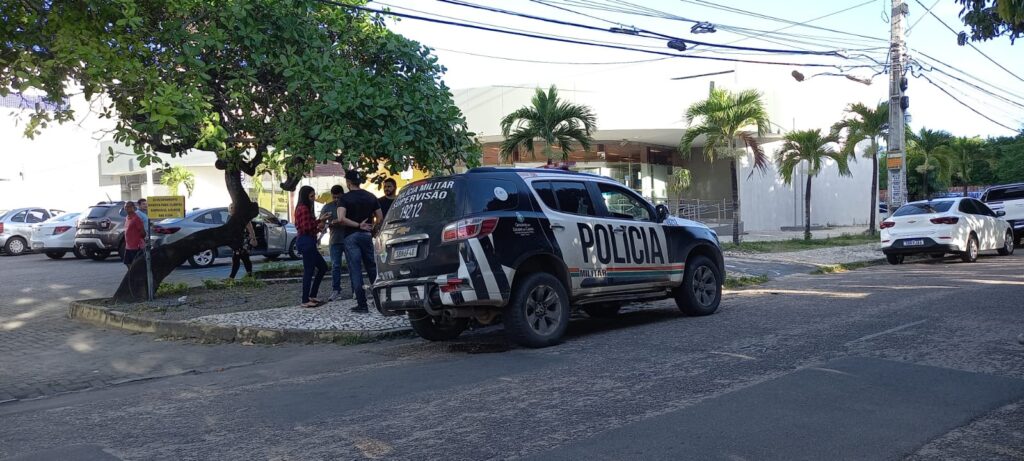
[904,239,925,246]
[392,244,418,260]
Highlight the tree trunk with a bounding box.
[112,169,258,302]
[804,174,813,241]
[729,159,740,245]
[922,170,929,199]
[868,140,878,236]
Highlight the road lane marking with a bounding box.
[846,320,927,345]
[710,351,757,361]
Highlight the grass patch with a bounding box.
[811,259,886,274]
[202,277,267,290]
[155,282,189,297]
[724,274,770,289]
[722,233,877,253]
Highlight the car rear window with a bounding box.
[46,213,79,223]
[86,206,111,219]
[893,201,954,216]
[0,210,8,220]
[386,178,462,225]
[467,179,519,213]
[984,187,1024,202]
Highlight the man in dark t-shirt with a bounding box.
[335,170,383,312]
[378,178,398,217]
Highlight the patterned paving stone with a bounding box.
[191,298,410,332]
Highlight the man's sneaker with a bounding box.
[327,290,344,302]
[350,306,369,314]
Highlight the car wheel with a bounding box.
[89,250,110,261]
[961,235,979,263]
[674,255,722,316]
[188,249,216,268]
[998,231,1014,256]
[583,303,622,318]
[45,251,66,259]
[504,272,570,348]
[886,254,904,265]
[407,311,469,341]
[3,237,28,256]
[72,245,86,259]
[287,239,300,260]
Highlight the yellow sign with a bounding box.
[147,196,186,219]
[257,192,289,214]
[887,157,903,169]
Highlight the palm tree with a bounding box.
[252,150,287,214]
[949,136,984,197]
[159,166,195,197]
[680,88,771,244]
[776,129,852,240]
[908,128,954,199]
[831,102,888,235]
[499,85,597,162]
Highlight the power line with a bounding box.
[912,52,1024,102]
[911,73,1021,132]
[671,70,735,80]
[678,0,888,43]
[904,0,938,34]
[709,0,879,51]
[910,59,1024,110]
[433,47,672,65]
[912,0,1024,83]
[435,0,845,56]
[327,1,877,69]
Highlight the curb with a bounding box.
[68,300,413,345]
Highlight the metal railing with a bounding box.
[657,198,736,224]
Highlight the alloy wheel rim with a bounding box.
[971,240,978,259]
[196,250,214,265]
[1007,234,1014,253]
[692,266,717,306]
[525,284,561,336]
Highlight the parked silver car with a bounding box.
[1,207,65,256]
[152,206,299,267]
[30,212,84,259]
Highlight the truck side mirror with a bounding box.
[655,204,670,223]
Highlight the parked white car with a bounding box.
[30,212,84,259]
[880,197,1014,264]
[981,182,1024,248]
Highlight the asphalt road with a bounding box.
[2,251,1024,460]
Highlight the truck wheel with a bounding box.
[89,250,110,261]
[45,251,67,259]
[674,255,721,316]
[504,272,570,348]
[961,235,979,263]
[583,303,621,318]
[407,312,468,341]
[73,245,86,259]
[998,231,1014,256]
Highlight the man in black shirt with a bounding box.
[379,177,398,217]
[334,170,383,313]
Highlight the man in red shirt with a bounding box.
[122,201,146,267]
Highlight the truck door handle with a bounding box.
[550,224,565,231]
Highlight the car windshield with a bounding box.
[893,201,954,216]
[86,206,111,219]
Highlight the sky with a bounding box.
[377,0,1024,137]
[2,0,1022,212]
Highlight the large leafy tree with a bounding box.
[957,0,1024,44]
[680,87,770,244]
[776,129,851,241]
[1,0,480,301]
[949,136,985,196]
[908,128,954,199]
[499,85,597,162]
[831,102,888,235]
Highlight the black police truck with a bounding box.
[371,167,725,348]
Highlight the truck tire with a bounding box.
[407,312,468,341]
[673,255,721,316]
[89,250,110,261]
[503,272,570,348]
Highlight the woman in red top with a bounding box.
[122,201,146,267]
[294,185,329,307]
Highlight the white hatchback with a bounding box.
[880,197,1015,264]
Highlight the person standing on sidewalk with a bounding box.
[319,185,348,301]
[227,202,258,280]
[122,201,146,267]
[294,186,329,308]
[378,178,398,217]
[334,170,382,313]
[136,199,150,235]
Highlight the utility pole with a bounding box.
[887,0,909,215]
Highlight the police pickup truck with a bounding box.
[371,167,724,348]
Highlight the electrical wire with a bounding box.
[328,1,878,69]
[678,0,888,43]
[910,71,1021,132]
[910,59,1024,110]
[911,0,1024,83]
[435,0,845,56]
[432,47,673,65]
[905,0,939,34]
[912,52,1024,103]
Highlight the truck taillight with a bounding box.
[53,226,71,235]
[930,216,959,225]
[442,217,499,243]
[880,221,895,229]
